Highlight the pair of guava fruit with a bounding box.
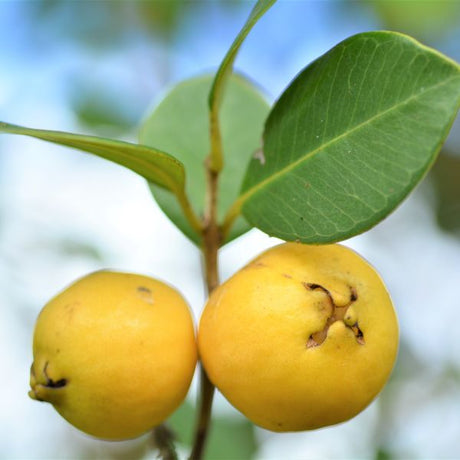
[29,243,398,440]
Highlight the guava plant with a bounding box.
[2,0,460,459]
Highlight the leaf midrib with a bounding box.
[240,74,459,206]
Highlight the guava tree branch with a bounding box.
[189,162,221,460]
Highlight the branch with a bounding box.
[189,162,221,460]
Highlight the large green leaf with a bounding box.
[139,74,269,245]
[207,0,276,171]
[238,31,460,243]
[0,121,185,194]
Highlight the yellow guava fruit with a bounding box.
[29,270,197,440]
[198,243,398,432]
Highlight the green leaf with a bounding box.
[239,31,460,243]
[209,0,276,111]
[139,74,269,245]
[0,121,185,194]
[208,0,276,171]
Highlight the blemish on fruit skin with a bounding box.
[245,262,267,270]
[137,286,154,305]
[314,301,329,313]
[254,262,267,268]
[63,302,79,319]
[350,287,358,302]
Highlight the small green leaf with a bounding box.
[208,0,276,171]
[140,74,269,245]
[209,0,276,111]
[239,31,460,243]
[0,121,185,194]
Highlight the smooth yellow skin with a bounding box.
[199,243,398,432]
[29,271,197,440]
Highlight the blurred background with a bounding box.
[1,1,459,459]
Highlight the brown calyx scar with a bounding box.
[303,283,364,347]
[42,361,67,389]
[29,361,68,402]
[30,361,67,401]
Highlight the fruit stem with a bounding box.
[153,424,178,460]
[189,159,221,460]
[189,366,216,460]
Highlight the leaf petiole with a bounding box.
[176,191,204,237]
[220,197,245,242]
